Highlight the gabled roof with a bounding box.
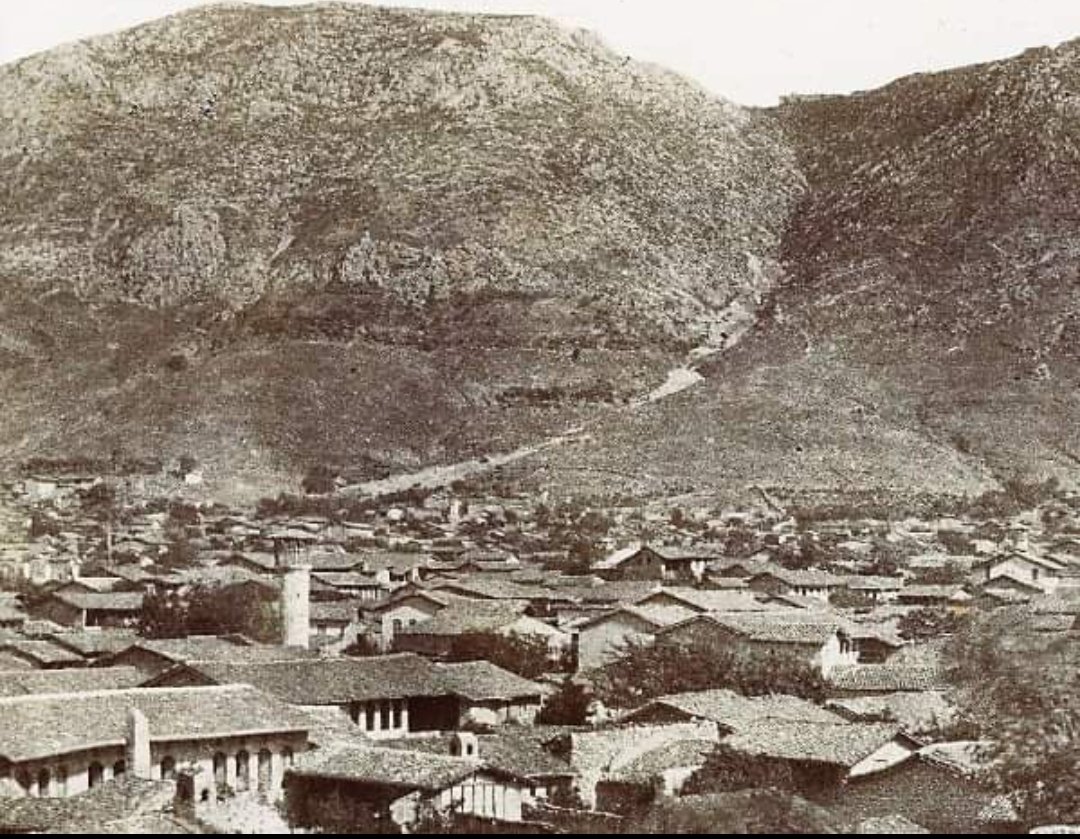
[724,720,902,768]
[51,590,145,612]
[0,685,310,763]
[45,629,138,657]
[658,610,846,646]
[0,638,85,666]
[569,604,670,632]
[917,740,996,777]
[609,739,716,782]
[155,653,445,705]
[433,661,544,702]
[394,599,535,636]
[429,576,567,602]
[624,689,845,729]
[0,666,144,698]
[103,635,312,666]
[309,600,364,624]
[290,746,516,791]
[634,587,764,613]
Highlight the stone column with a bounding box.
[270,751,285,801]
[225,751,237,789]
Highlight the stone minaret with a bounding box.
[281,563,311,649]
[126,708,152,779]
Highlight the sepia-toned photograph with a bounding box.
[1,0,1079,833]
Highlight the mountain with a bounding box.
[0,2,800,498]
[3,4,1080,505]
[535,42,1080,504]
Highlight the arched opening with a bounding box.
[56,765,68,797]
[36,767,50,797]
[160,755,177,781]
[257,749,272,792]
[113,760,126,778]
[213,752,227,789]
[88,762,104,789]
[283,747,294,767]
[235,751,250,791]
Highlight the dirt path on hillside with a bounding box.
[340,344,718,499]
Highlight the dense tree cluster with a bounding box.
[139,583,280,642]
[944,606,1080,827]
[592,639,827,707]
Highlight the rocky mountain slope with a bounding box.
[0,2,800,496]
[4,4,1080,503]
[536,42,1080,502]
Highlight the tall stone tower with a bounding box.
[281,563,311,649]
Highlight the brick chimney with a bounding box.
[126,707,152,779]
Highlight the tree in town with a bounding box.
[943,606,1080,828]
[537,678,593,725]
[897,607,966,641]
[592,639,826,707]
[441,631,555,680]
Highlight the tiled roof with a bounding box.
[828,664,948,693]
[917,740,996,777]
[749,568,847,587]
[898,585,971,601]
[381,731,574,778]
[168,653,445,705]
[357,551,434,573]
[290,746,484,791]
[108,636,314,665]
[569,605,671,632]
[0,777,180,833]
[433,661,544,701]
[724,720,901,768]
[305,553,365,572]
[0,685,310,763]
[309,600,363,624]
[845,576,904,591]
[429,577,566,601]
[635,588,764,613]
[51,590,145,611]
[667,611,847,645]
[395,599,532,635]
[628,689,845,729]
[0,638,85,666]
[610,739,716,781]
[0,666,144,697]
[826,691,955,736]
[45,629,138,656]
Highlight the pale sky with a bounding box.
[1,0,1079,105]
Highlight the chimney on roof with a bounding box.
[281,562,311,649]
[450,731,479,759]
[126,707,152,780]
